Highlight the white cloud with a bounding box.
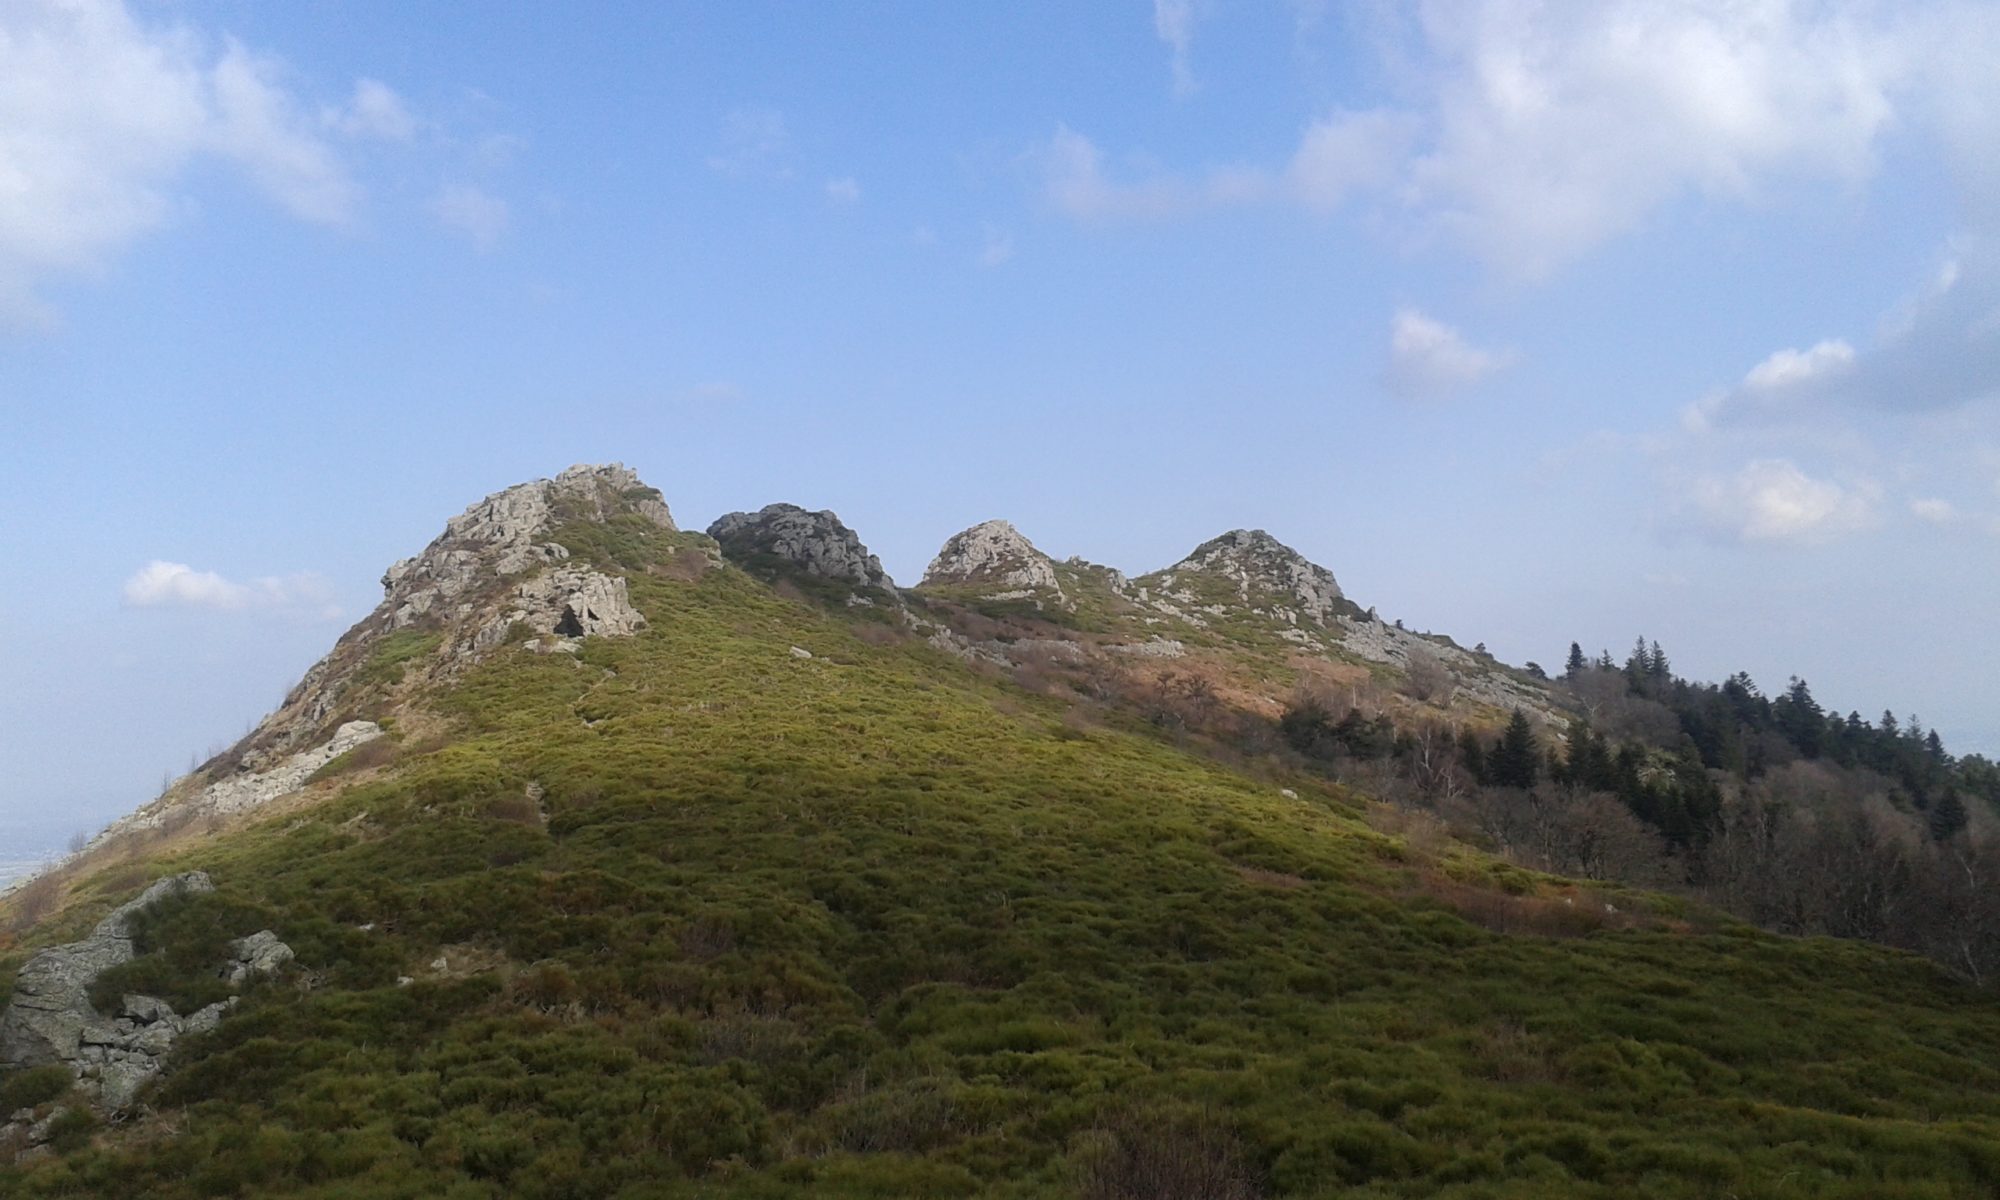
[324,78,416,141]
[1385,308,1512,399]
[978,226,1014,268]
[208,40,357,226]
[1046,3,2000,279]
[1688,239,2000,429]
[1690,458,1881,544]
[1154,0,1201,96]
[122,561,340,618]
[1744,339,1857,392]
[825,176,861,204]
[1909,497,1959,524]
[1285,109,1418,212]
[431,184,509,250]
[1037,124,1266,221]
[0,0,393,323]
[707,107,791,179]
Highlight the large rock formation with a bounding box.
[380,462,672,634]
[0,873,289,1111]
[707,504,894,592]
[1140,529,1346,628]
[218,465,669,770]
[919,520,1066,607]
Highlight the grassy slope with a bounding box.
[5,563,2000,1198]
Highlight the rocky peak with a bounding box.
[212,466,669,776]
[707,504,894,591]
[381,462,673,627]
[919,520,1065,605]
[1151,529,1345,626]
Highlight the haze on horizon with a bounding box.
[3,0,1998,863]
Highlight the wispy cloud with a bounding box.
[707,107,792,180]
[0,0,395,323]
[431,184,510,250]
[1048,3,2000,281]
[1910,497,1959,524]
[1154,0,1201,96]
[323,78,417,142]
[1385,308,1513,399]
[978,226,1014,268]
[1036,125,1265,221]
[122,561,341,619]
[824,176,861,205]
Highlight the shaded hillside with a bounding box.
[5,467,2000,1198]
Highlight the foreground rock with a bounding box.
[708,504,895,593]
[0,873,288,1112]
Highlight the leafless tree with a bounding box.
[1401,649,1457,705]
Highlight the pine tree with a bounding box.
[1647,639,1670,680]
[1489,711,1540,790]
[1566,642,1587,677]
[1775,677,1824,759]
[1930,787,1969,841]
[1457,727,1488,786]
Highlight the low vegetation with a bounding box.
[5,564,2000,1197]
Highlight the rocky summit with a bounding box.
[918,519,1066,606]
[707,503,894,593]
[6,463,2000,1198]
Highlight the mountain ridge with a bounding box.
[5,464,2000,1196]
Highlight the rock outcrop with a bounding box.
[96,721,382,845]
[209,464,669,772]
[920,520,1066,607]
[380,463,672,635]
[0,873,289,1111]
[708,504,895,592]
[1143,529,1346,628]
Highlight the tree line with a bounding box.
[1274,638,2000,984]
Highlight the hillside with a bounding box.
[5,466,2000,1198]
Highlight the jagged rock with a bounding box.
[0,873,280,1113]
[0,872,278,1112]
[226,931,295,985]
[382,463,673,632]
[707,504,894,591]
[0,873,214,1073]
[920,520,1066,605]
[1148,530,1345,627]
[473,567,646,651]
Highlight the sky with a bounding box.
[3,0,1999,865]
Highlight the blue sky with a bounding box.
[4,0,1999,861]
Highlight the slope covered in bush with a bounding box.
[4,545,2000,1198]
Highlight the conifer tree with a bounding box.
[1489,711,1540,789]
[1930,787,1969,841]
[1566,642,1587,677]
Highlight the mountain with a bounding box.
[4,465,2000,1197]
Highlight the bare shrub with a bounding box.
[1428,880,1610,939]
[678,914,738,961]
[484,794,541,825]
[1402,649,1457,705]
[5,869,65,935]
[661,545,714,582]
[1074,1106,1263,1200]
